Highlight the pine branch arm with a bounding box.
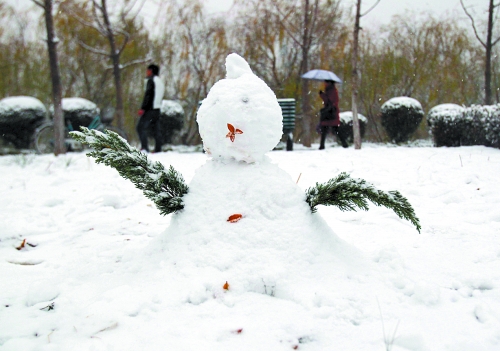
[71,127,189,216]
[305,172,421,233]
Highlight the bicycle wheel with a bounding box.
[34,123,56,154]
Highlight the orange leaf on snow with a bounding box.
[16,239,26,251]
[223,281,230,290]
[227,214,242,223]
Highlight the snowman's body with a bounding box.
[158,54,365,298]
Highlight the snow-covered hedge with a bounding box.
[0,96,47,149]
[427,104,465,147]
[428,103,500,148]
[338,111,367,145]
[381,97,424,143]
[50,97,100,131]
[158,100,184,144]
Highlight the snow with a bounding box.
[197,53,283,162]
[427,103,464,123]
[0,96,46,113]
[1,144,500,350]
[339,111,368,124]
[381,97,423,111]
[161,100,184,116]
[60,97,98,112]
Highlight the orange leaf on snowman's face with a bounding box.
[226,123,243,142]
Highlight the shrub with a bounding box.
[427,104,465,147]
[0,96,47,149]
[157,100,184,145]
[50,97,100,131]
[380,97,424,143]
[427,104,500,148]
[483,106,500,148]
[462,105,500,147]
[338,111,367,145]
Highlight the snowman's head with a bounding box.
[197,53,283,163]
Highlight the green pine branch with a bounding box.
[305,172,421,233]
[71,127,188,216]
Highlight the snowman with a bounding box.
[72,53,419,299]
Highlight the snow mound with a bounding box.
[339,111,368,124]
[150,158,367,304]
[61,97,98,112]
[381,96,423,111]
[427,103,464,123]
[161,100,184,116]
[0,96,46,114]
[197,53,282,163]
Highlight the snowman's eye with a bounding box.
[242,97,249,103]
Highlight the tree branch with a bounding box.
[270,0,303,48]
[104,56,151,70]
[460,0,487,48]
[361,0,381,17]
[78,39,109,56]
[32,0,44,9]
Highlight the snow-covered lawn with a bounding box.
[1,143,499,351]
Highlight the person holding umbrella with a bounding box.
[301,69,348,149]
[318,80,348,149]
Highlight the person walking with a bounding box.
[318,80,348,149]
[137,64,165,152]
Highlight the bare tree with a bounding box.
[271,0,343,147]
[461,0,500,105]
[33,0,65,155]
[351,0,380,149]
[62,0,149,131]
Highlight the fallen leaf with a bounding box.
[223,281,230,290]
[16,239,26,250]
[227,214,242,223]
[231,328,243,334]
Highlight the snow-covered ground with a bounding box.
[1,143,500,351]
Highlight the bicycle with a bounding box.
[33,115,128,154]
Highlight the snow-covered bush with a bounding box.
[0,96,47,149]
[338,111,367,145]
[428,104,500,148]
[483,106,500,148]
[158,100,184,144]
[461,105,500,147]
[427,104,465,147]
[50,97,100,131]
[381,97,424,143]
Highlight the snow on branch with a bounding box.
[305,172,421,233]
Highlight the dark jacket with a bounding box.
[141,75,165,111]
[319,84,340,126]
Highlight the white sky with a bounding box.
[5,0,489,32]
[204,0,487,26]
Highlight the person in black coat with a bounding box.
[137,64,165,152]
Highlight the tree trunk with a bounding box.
[101,0,125,131]
[351,0,362,149]
[485,0,494,105]
[43,0,65,155]
[300,0,312,147]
